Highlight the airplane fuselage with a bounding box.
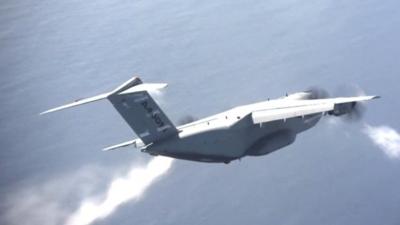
[146,99,322,163]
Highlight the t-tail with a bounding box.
[40,77,178,149]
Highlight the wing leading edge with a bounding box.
[252,96,379,124]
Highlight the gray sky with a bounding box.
[1,0,400,224]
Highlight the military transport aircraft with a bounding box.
[41,77,379,164]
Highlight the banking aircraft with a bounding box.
[41,77,379,164]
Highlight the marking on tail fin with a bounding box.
[108,90,177,144]
[139,131,151,138]
[157,125,172,132]
[140,100,166,128]
[133,95,149,103]
[147,110,161,118]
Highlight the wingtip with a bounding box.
[39,110,52,115]
[39,105,66,116]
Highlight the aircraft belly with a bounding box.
[148,128,248,162]
[147,114,321,162]
[180,132,245,157]
[244,115,321,156]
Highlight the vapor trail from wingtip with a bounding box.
[363,124,400,159]
[65,156,174,225]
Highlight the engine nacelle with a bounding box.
[329,102,356,116]
[246,130,296,156]
[285,92,312,100]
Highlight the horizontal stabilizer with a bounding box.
[120,83,168,94]
[40,76,177,145]
[103,138,146,151]
[103,140,138,151]
[110,76,143,95]
[40,77,168,115]
[40,93,109,115]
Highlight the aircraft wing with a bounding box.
[251,96,379,124]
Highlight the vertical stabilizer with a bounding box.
[107,78,177,144]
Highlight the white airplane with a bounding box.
[41,77,379,164]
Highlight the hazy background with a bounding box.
[1,0,400,224]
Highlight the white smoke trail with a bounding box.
[3,165,105,225]
[65,156,174,225]
[363,124,400,159]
